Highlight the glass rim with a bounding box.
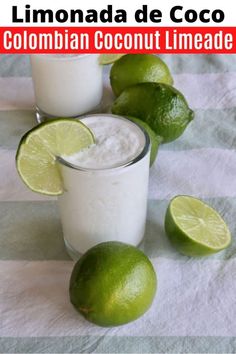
[30,54,94,61]
[57,114,151,172]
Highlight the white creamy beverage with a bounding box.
[58,114,150,257]
[30,54,103,118]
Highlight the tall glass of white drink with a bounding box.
[57,114,150,259]
[30,54,103,123]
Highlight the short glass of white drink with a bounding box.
[30,54,103,123]
[57,114,150,259]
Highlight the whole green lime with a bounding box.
[69,241,157,327]
[127,116,163,166]
[112,82,194,143]
[110,54,173,97]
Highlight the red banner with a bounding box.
[0,26,235,53]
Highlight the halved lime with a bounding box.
[16,119,95,196]
[165,195,231,256]
[99,54,125,65]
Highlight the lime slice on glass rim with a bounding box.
[165,195,231,256]
[99,54,126,65]
[16,119,95,196]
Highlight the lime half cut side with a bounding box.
[16,119,95,196]
[99,54,126,65]
[165,195,231,256]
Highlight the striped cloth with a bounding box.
[0,54,236,354]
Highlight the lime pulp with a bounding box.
[165,195,231,256]
[16,119,95,195]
